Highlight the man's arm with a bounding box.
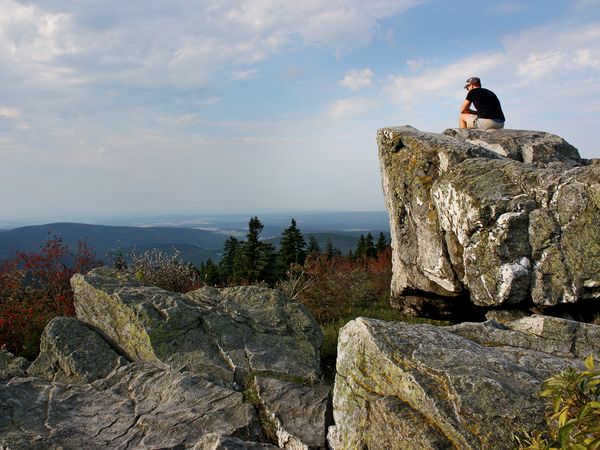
[460,99,477,115]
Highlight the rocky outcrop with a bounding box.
[330,315,598,450]
[0,268,331,449]
[378,126,600,312]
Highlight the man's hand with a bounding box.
[460,99,477,115]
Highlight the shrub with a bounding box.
[0,236,100,359]
[278,248,393,323]
[125,248,201,293]
[516,355,600,449]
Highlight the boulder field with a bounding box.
[2,268,598,449]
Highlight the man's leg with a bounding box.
[459,113,477,128]
[476,118,504,130]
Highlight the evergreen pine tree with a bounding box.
[240,216,278,283]
[200,258,221,285]
[278,218,307,268]
[240,216,263,281]
[365,232,377,258]
[376,232,387,254]
[307,236,320,254]
[325,239,335,260]
[220,236,241,283]
[355,234,367,259]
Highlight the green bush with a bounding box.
[516,355,600,450]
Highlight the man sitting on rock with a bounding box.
[459,76,505,129]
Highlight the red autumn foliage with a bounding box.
[279,247,393,323]
[0,236,100,359]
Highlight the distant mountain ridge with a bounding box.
[0,223,230,265]
[0,215,390,265]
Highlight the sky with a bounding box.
[1,0,600,221]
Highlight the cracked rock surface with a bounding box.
[253,376,331,449]
[378,126,600,309]
[331,316,600,450]
[1,362,260,449]
[1,268,330,449]
[71,267,322,387]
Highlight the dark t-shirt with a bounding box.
[466,87,505,121]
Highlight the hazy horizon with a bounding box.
[2,0,599,219]
[0,209,390,230]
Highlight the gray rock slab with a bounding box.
[331,317,583,450]
[0,362,261,449]
[187,286,323,384]
[27,316,127,383]
[71,268,322,387]
[506,314,600,359]
[443,128,581,164]
[253,377,332,449]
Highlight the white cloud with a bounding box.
[406,58,425,71]
[381,21,600,156]
[385,21,600,102]
[384,52,506,104]
[328,97,376,119]
[0,106,20,119]
[0,0,426,92]
[230,68,260,80]
[339,68,374,90]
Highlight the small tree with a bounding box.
[199,258,221,286]
[220,236,241,283]
[355,234,367,259]
[278,219,307,268]
[239,217,277,283]
[307,236,321,254]
[376,232,387,254]
[325,239,336,260]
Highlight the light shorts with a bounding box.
[467,115,505,130]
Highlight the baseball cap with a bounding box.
[464,77,481,88]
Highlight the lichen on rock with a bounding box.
[332,316,600,450]
[378,126,600,312]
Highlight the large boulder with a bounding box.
[331,316,597,450]
[378,126,600,311]
[71,267,323,386]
